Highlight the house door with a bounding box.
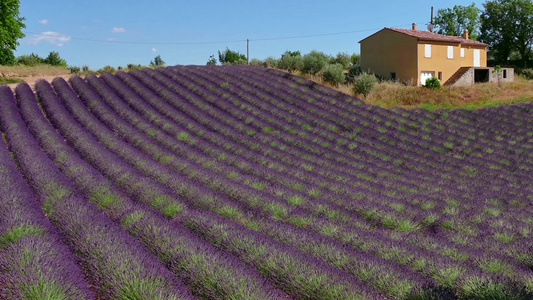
[420,71,435,86]
[473,49,480,67]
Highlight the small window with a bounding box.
[503,69,507,78]
[438,72,442,80]
[391,72,396,80]
[424,44,431,58]
[460,48,465,57]
[447,46,454,59]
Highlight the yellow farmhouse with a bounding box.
[359,23,494,86]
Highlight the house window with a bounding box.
[447,46,454,59]
[424,44,431,58]
[503,69,507,78]
[460,48,465,57]
[438,72,442,80]
[391,72,396,80]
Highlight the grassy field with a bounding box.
[0,64,69,78]
[301,72,533,110]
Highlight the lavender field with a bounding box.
[0,65,531,299]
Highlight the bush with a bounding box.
[302,50,330,75]
[345,65,362,83]
[68,66,80,74]
[424,77,441,89]
[517,68,533,79]
[278,51,303,72]
[97,65,116,74]
[44,51,67,67]
[330,52,352,69]
[150,55,165,67]
[322,63,345,86]
[206,55,217,66]
[218,48,247,65]
[127,64,143,70]
[249,58,266,67]
[16,53,44,66]
[264,56,279,68]
[82,65,90,72]
[352,73,377,98]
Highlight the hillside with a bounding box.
[0,65,532,299]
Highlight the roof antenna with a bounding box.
[427,6,434,32]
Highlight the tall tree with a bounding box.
[480,0,533,66]
[0,0,26,65]
[434,3,481,39]
[218,48,247,65]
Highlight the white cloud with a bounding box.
[151,47,158,52]
[27,31,71,46]
[38,19,48,25]
[112,27,127,33]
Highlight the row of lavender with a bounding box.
[0,64,531,299]
[141,65,532,270]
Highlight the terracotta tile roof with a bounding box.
[385,27,487,47]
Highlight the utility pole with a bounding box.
[247,39,249,64]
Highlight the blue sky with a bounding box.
[16,0,481,69]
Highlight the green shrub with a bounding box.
[68,66,81,74]
[150,55,165,67]
[218,48,247,65]
[302,50,330,75]
[425,77,442,89]
[127,64,143,70]
[82,65,90,72]
[16,53,44,66]
[517,68,533,79]
[97,65,116,74]
[206,55,217,66]
[345,65,362,83]
[264,56,279,68]
[278,51,303,72]
[249,58,265,66]
[44,51,67,67]
[322,63,345,86]
[352,73,377,98]
[330,52,352,69]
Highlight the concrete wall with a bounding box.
[450,67,514,86]
[360,29,418,84]
[488,68,514,83]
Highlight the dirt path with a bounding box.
[6,74,73,92]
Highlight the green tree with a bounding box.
[480,0,533,66]
[434,3,481,39]
[352,73,377,99]
[350,53,361,66]
[322,63,345,86]
[0,0,26,65]
[150,55,165,67]
[44,51,67,67]
[218,48,247,65]
[206,55,217,65]
[330,52,352,69]
[278,50,303,72]
[301,50,330,75]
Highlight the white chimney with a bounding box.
[412,23,417,31]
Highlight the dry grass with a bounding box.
[0,65,69,78]
[301,72,533,109]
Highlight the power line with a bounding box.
[24,23,422,46]
[24,31,246,45]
